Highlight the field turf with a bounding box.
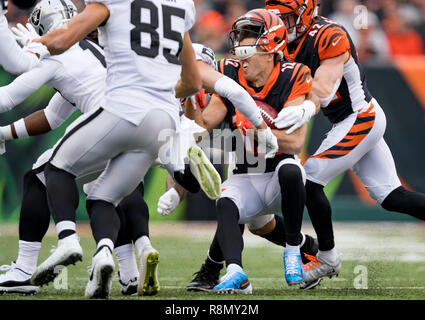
[1,222,425,300]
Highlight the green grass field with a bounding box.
[1,222,425,300]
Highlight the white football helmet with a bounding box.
[28,0,77,36]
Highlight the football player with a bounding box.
[0,0,148,296]
[265,0,425,284]
[0,0,40,74]
[185,9,316,293]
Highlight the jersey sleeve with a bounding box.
[192,43,216,70]
[185,0,196,32]
[315,24,351,61]
[0,15,39,75]
[0,59,61,112]
[286,64,313,103]
[44,93,77,130]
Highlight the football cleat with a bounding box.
[31,236,82,286]
[0,262,39,295]
[284,250,305,285]
[186,263,220,292]
[212,270,252,294]
[301,237,319,264]
[188,146,221,200]
[85,246,115,299]
[138,246,160,296]
[299,278,322,290]
[117,272,138,296]
[303,252,342,283]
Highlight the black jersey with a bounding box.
[216,58,312,174]
[286,16,373,124]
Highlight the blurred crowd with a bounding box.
[5,0,425,64]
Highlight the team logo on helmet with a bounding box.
[229,8,288,60]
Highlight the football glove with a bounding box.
[11,23,39,47]
[23,41,50,60]
[157,187,181,216]
[258,126,279,159]
[274,100,316,134]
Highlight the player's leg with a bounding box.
[248,214,319,264]
[303,102,386,282]
[84,109,175,298]
[0,168,49,295]
[273,159,307,285]
[31,109,122,286]
[352,138,425,220]
[186,224,244,292]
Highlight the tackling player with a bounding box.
[265,0,425,284]
[185,9,315,293]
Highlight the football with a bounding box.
[255,100,278,129]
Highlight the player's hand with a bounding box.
[157,187,181,216]
[258,126,278,159]
[23,41,50,60]
[0,129,6,155]
[274,100,316,134]
[11,23,39,47]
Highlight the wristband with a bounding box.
[14,118,29,138]
[0,126,13,140]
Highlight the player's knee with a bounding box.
[278,164,303,187]
[44,162,74,182]
[249,219,275,236]
[381,186,407,212]
[216,197,239,219]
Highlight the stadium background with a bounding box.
[0,0,424,224]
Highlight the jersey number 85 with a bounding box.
[130,0,185,65]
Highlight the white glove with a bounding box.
[11,23,40,47]
[0,129,6,155]
[23,41,50,60]
[274,100,316,134]
[157,188,181,216]
[258,126,279,159]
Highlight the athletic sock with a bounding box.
[96,238,114,254]
[317,248,339,264]
[134,235,152,257]
[15,240,41,275]
[285,244,300,254]
[56,221,76,240]
[226,263,244,275]
[114,244,139,283]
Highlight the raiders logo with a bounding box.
[29,7,41,26]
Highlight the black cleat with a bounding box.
[186,264,220,292]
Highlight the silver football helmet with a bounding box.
[28,0,77,36]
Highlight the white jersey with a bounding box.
[86,0,196,125]
[0,5,38,74]
[0,40,106,117]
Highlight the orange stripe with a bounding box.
[349,120,374,133]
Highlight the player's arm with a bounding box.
[34,3,109,55]
[197,61,266,130]
[0,20,38,74]
[272,95,308,155]
[185,94,227,133]
[174,32,202,98]
[0,59,60,112]
[312,51,349,107]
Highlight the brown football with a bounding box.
[256,100,278,129]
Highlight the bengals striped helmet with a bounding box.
[266,0,319,43]
[229,8,287,60]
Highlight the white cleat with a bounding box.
[85,246,115,299]
[138,246,160,296]
[188,146,221,200]
[117,272,138,296]
[31,236,82,287]
[0,262,39,295]
[303,252,342,283]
